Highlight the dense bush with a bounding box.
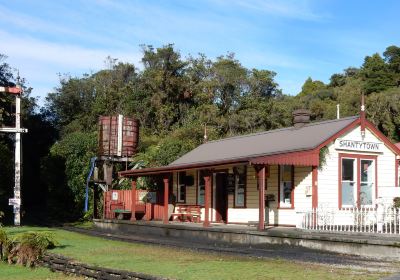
[3,231,57,267]
[0,229,9,261]
[393,197,400,208]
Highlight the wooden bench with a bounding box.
[113,209,131,220]
[110,202,146,220]
[171,205,201,223]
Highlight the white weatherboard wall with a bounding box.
[318,125,397,209]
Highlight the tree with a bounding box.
[329,73,346,87]
[248,69,279,98]
[298,77,326,97]
[361,53,395,94]
[366,88,400,142]
[383,45,400,86]
[140,44,190,131]
[209,53,247,117]
[0,55,15,126]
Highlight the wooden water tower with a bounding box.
[98,115,139,160]
[96,115,139,186]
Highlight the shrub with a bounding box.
[7,231,58,267]
[393,197,400,208]
[0,229,9,261]
[0,211,4,227]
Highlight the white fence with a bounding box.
[297,206,400,234]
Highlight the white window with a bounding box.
[360,159,374,206]
[340,156,375,207]
[234,166,246,207]
[177,172,186,203]
[279,165,293,208]
[341,158,356,206]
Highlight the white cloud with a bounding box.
[212,0,324,21]
[0,30,141,100]
[0,30,141,68]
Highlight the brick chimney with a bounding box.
[293,109,311,129]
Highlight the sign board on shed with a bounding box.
[335,138,383,153]
[112,192,118,201]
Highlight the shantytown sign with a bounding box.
[334,138,383,153]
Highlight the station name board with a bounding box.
[334,139,383,153]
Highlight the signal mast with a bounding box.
[0,78,28,226]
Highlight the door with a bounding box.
[215,173,228,222]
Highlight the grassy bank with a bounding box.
[0,262,82,280]
[4,226,390,280]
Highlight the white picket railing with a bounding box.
[297,206,400,234]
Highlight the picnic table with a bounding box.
[171,205,201,223]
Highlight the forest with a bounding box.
[0,44,400,224]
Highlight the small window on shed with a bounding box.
[279,165,294,208]
[177,172,186,203]
[234,166,246,207]
[197,170,205,206]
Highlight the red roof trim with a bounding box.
[119,158,249,177]
[250,149,319,166]
[316,117,400,155]
[316,118,360,150]
[364,120,400,155]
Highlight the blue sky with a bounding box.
[1,0,399,103]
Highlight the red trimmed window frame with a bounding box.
[176,171,187,204]
[395,158,399,187]
[233,166,247,208]
[338,153,378,209]
[278,165,295,209]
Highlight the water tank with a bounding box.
[98,115,139,157]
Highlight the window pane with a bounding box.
[342,159,354,181]
[198,185,205,205]
[283,182,292,204]
[235,166,246,207]
[342,181,354,206]
[178,172,186,202]
[236,193,244,206]
[282,165,292,181]
[360,183,373,205]
[198,171,205,206]
[361,160,373,182]
[179,172,186,184]
[360,160,373,205]
[280,165,293,206]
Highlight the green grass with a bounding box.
[0,262,82,280]
[64,221,94,229]
[3,226,392,280]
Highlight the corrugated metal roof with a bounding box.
[170,116,359,167]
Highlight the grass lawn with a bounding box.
[3,226,391,280]
[0,262,82,280]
